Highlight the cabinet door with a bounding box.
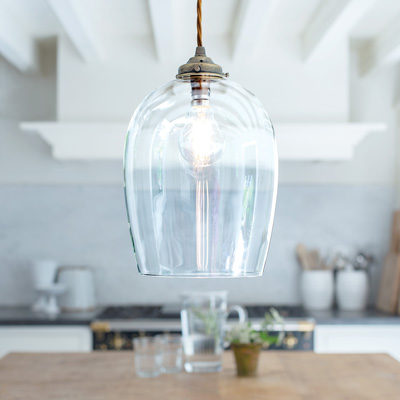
[0,326,92,358]
[314,325,400,361]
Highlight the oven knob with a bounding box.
[282,333,298,349]
[90,322,110,332]
[112,333,126,350]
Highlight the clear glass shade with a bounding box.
[124,78,278,277]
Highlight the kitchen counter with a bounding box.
[310,308,400,325]
[1,352,400,399]
[0,307,102,326]
[1,306,400,327]
[0,307,400,326]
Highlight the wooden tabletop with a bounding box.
[1,352,400,399]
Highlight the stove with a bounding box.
[91,305,315,351]
[96,305,309,320]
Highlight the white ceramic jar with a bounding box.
[336,270,368,311]
[58,266,96,312]
[301,270,334,310]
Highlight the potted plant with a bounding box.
[226,308,285,377]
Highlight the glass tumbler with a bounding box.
[157,334,183,373]
[133,337,162,378]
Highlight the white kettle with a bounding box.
[58,266,96,312]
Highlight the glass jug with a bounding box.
[180,291,247,372]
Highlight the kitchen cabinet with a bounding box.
[0,326,92,358]
[314,325,400,361]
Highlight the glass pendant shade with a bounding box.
[124,78,278,277]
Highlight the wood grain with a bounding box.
[1,352,400,399]
[377,253,400,314]
[390,210,400,254]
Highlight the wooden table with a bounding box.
[1,352,400,399]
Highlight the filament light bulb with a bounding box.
[179,93,225,168]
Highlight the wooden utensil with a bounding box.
[398,289,400,315]
[296,243,310,270]
[308,249,321,270]
[376,252,400,314]
[296,244,326,270]
[391,210,400,254]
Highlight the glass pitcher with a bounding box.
[180,291,247,373]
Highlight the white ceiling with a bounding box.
[1,0,400,74]
[1,0,63,38]
[3,0,400,39]
[267,0,322,35]
[350,0,400,39]
[80,0,153,37]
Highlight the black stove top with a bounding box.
[244,305,308,319]
[96,305,309,320]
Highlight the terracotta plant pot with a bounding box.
[231,343,262,377]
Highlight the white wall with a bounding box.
[0,184,393,306]
[57,34,349,123]
[280,45,398,185]
[0,42,123,185]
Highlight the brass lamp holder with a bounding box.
[176,46,228,80]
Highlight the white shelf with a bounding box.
[20,122,386,162]
[276,123,386,161]
[20,122,127,161]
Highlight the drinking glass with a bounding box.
[133,337,162,378]
[180,291,247,373]
[157,334,183,373]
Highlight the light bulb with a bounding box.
[179,99,225,168]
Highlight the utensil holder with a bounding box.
[301,270,334,310]
[336,270,368,311]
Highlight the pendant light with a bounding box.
[124,0,278,277]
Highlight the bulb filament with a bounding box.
[196,178,209,270]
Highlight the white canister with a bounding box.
[58,266,96,312]
[301,270,334,310]
[336,270,368,311]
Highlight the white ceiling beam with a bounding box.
[0,4,36,72]
[360,15,400,76]
[302,0,376,62]
[148,0,174,62]
[47,0,101,62]
[231,0,277,60]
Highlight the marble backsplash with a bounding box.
[0,184,394,306]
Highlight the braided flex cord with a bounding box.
[197,0,202,47]
[176,0,224,79]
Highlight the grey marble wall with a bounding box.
[0,184,394,306]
